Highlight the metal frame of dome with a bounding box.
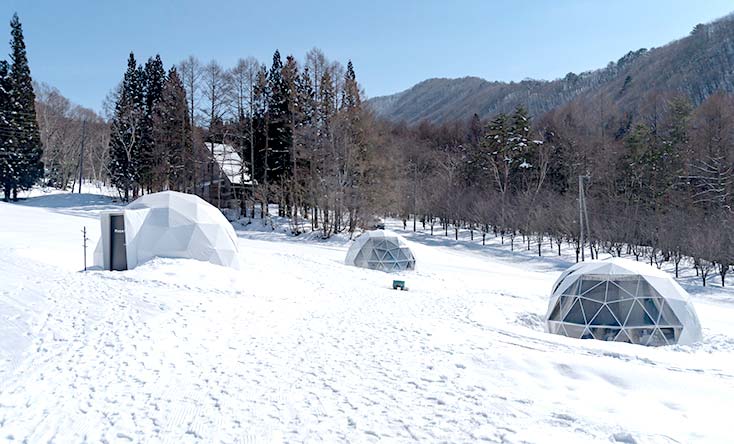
[345,230,415,272]
[546,258,702,346]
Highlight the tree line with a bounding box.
[107,53,193,201]
[381,91,734,287]
[99,47,734,287]
[105,48,376,238]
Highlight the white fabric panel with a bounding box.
[123,208,149,269]
[92,212,111,269]
[92,191,240,270]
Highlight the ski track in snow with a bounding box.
[1,197,734,443]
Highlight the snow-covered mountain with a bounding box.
[1,188,733,442]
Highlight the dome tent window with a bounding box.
[345,230,415,272]
[545,258,701,346]
[93,191,241,270]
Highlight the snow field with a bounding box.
[0,191,733,442]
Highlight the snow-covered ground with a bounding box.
[1,191,733,443]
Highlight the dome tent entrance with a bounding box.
[345,230,415,272]
[93,191,240,270]
[546,258,701,346]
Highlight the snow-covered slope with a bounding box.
[1,191,733,443]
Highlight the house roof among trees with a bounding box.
[206,142,251,185]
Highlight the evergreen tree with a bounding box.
[109,52,145,201]
[152,67,192,192]
[144,55,166,115]
[5,14,43,199]
[482,112,511,193]
[140,55,166,191]
[341,60,360,110]
[296,67,316,130]
[0,60,12,200]
[509,105,531,169]
[266,50,291,182]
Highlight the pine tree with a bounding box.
[267,50,291,182]
[140,55,166,191]
[0,60,12,200]
[341,60,360,110]
[109,52,145,201]
[152,66,192,191]
[509,105,531,169]
[6,14,43,199]
[482,112,511,193]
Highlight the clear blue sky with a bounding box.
[1,0,733,112]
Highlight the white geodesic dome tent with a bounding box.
[345,230,416,272]
[93,191,240,270]
[546,258,701,346]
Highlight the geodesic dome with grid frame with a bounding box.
[345,230,415,272]
[546,258,701,346]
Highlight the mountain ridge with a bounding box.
[367,12,734,124]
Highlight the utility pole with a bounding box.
[412,161,417,232]
[578,175,591,261]
[583,183,592,260]
[77,119,87,194]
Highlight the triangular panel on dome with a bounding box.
[579,279,605,296]
[658,300,682,327]
[557,295,575,320]
[563,324,586,339]
[614,330,632,343]
[625,300,656,326]
[636,279,658,298]
[548,321,562,335]
[549,300,562,321]
[605,280,627,302]
[563,299,586,324]
[167,208,191,228]
[614,276,640,299]
[562,280,581,296]
[590,305,620,326]
[659,327,679,343]
[640,298,662,322]
[646,329,668,346]
[580,328,594,340]
[579,298,603,323]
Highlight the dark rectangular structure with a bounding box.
[109,214,127,271]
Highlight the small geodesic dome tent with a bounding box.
[345,230,415,272]
[93,191,240,270]
[546,258,701,346]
